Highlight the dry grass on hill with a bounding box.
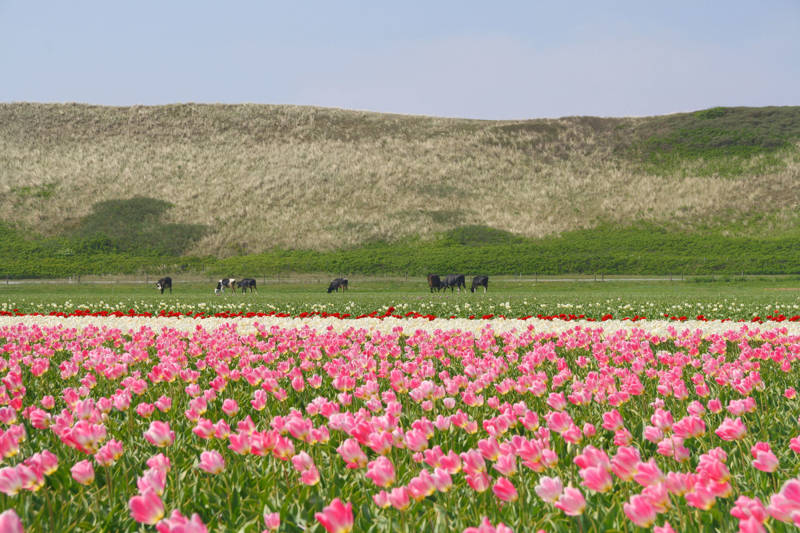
[1,103,798,256]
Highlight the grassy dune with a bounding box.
[2,104,799,259]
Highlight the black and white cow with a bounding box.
[155,277,172,294]
[327,278,348,293]
[215,278,236,294]
[442,274,466,293]
[237,278,258,293]
[470,275,489,293]
[427,274,443,293]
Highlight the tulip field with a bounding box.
[0,281,799,531]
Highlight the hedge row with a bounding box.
[3,223,799,278]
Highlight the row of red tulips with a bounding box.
[2,307,800,323]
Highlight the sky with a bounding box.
[1,1,798,119]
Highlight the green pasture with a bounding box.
[3,276,800,320]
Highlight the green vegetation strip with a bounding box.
[2,278,800,321]
[4,221,800,279]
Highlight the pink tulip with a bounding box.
[580,465,613,493]
[715,417,747,441]
[192,418,215,439]
[685,485,716,511]
[562,425,583,444]
[365,456,395,488]
[440,450,462,474]
[300,466,321,485]
[466,471,491,493]
[546,392,567,411]
[555,486,586,516]
[492,453,517,477]
[0,466,23,496]
[251,390,267,411]
[432,467,453,492]
[147,453,171,473]
[791,436,800,454]
[477,438,501,461]
[41,396,55,410]
[263,511,280,531]
[285,417,312,441]
[464,517,515,533]
[315,498,353,533]
[198,450,225,474]
[221,399,239,416]
[687,400,706,416]
[673,415,706,439]
[95,439,123,467]
[291,451,315,473]
[613,428,633,446]
[156,510,207,533]
[372,490,391,509]
[407,471,436,501]
[611,446,641,481]
[66,420,107,454]
[228,431,251,455]
[737,516,767,533]
[388,486,411,510]
[272,436,294,460]
[70,460,94,485]
[601,409,624,431]
[461,449,486,475]
[0,509,23,533]
[405,429,428,452]
[129,489,165,525]
[143,421,175,447]
[492,477,518,502]
[574,445,610,471]
[643,425,664,444]
[337,439,367,469]
[534,475,563,503]
[634,459,664,487]
[766,478,800,524]
[137,468,166,495]
[707,398,723,413]
[750,442,779,473]
[545,411,572,433]
[731,495,767,523]
[642,483,670,513]
[136,402,154,418]
[653,522,676,533]
[623,494,657,527]
[154,395,172,412]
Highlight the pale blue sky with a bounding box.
[1,1,797,119]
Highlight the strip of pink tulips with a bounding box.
[0,318,798,531]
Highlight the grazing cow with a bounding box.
[155,277,172,294]
[471,275,489,293]
[215,278,236,294]
[327,278,348,293]
[442,274,466,293]
[427,274,443,293]
[237,278,258,293]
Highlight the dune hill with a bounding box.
[1,103,798,257]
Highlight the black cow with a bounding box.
[442,274,466,293]
[237,278,258,293]
[427,274,443,293]
[215,278,236,294]
[327,278,348,293]
[155,277,172,294]
[471,275,489,293]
